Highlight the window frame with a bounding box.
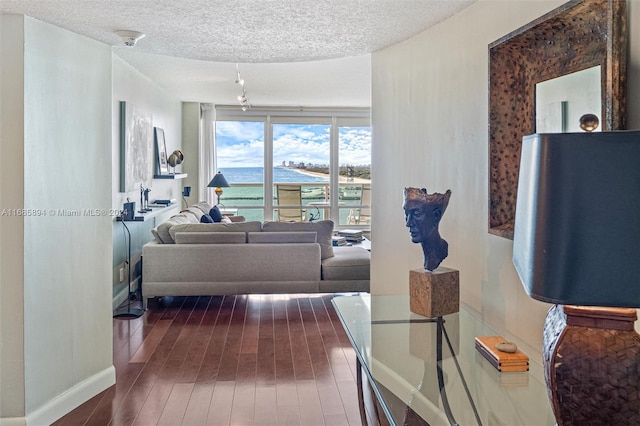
[213,107,371,226]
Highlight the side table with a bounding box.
[332,294,553,425]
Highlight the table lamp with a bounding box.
[207,171,230,205]
[513,129,640,425]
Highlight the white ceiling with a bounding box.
[0,0,475,106]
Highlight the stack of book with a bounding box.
[337,229,364,243]
[332,235,347,246]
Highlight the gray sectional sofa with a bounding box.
[141,201,370,309]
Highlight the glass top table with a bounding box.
[332,294,554,426]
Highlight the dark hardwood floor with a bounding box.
[53,294,362,426]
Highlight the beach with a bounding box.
[292,168,371,183]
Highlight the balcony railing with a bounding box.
[217,182,370,226]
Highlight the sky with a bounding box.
[215,121,371,168]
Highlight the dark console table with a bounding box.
[332,294,554,425]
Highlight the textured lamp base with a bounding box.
[409,267,459,318]
[543,305,640,426]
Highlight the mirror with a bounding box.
[536,66,601,133]
[488,0,627,239]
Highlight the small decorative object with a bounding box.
[403,187,451,271]
[513,130,640,425]
[475,336,529,372]
[207,171,230,205]
[404,187,458,317]
[579,113,599,132]
[167,149,184,174]
[495,341,517,354]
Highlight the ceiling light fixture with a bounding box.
[235,64,251,111]
[114,30,145,47]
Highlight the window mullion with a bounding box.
[265,115,274,221]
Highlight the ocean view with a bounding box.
[216,167,367,223]
[219,167,328,183]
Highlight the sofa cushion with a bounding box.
[247,231,317,244]
[174,231,246,244]
[321,246,370,280]
[262,220,334,259]
[200,214,214,223]
[191,201,212,215]
[209,206,223,222]
[168,221,263,243]
[151,228,163,244]
[182,206,206,221]
[154,213,195,244]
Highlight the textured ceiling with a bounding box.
[0,0,476,105]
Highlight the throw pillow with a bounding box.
[200,214,213,223]
[262,220,334,259]
[209,206,223,222]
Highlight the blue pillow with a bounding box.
[209,206,223,222]
[200,214,213,223]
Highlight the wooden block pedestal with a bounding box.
[409,267,459,318]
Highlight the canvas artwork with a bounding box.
[154,127,169,175]
[120,101,153,192]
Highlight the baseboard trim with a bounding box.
[26,366,115,426]
[0,417,26,426]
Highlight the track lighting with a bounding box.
[235,64,250,111]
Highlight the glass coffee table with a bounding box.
[332,294,554,425]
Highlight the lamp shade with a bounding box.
[513,131,640,307]
[207,171,230,188]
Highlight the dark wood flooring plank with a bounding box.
[299,297,333,383]
[257,295,276,386]
[205,381,234,425]
[274,298,296,382]
[296,379,326,425]
[276,382,301,425]
[196,295,234,384]
[156,382,194,426]
[216,295,247,381]
[287,298,314,381]
[254,385,278,426]
[180,383,214,425]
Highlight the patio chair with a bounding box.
[347,184,371,225]
[276,184,305,222]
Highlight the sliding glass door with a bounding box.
[214,108,371,226]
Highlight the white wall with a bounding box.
[1,14,27,421]
[111,55,183,307]
[1,15,115,425]
[371,0,640,362]
[111,55,184,212]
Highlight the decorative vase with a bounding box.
[543,305,640,425]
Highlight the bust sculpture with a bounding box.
[403,187,452,271]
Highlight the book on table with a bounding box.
[337,229,364,242]
[332,235,347,246]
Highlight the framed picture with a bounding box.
[154,127,169,175]
[120,101,153,192]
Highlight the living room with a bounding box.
[2,1,640,425]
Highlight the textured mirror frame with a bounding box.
[488,0,627,239]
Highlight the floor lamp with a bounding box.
[114,217,143,318]
[513,129,640,425]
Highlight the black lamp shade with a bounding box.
[513,131,640,307]
[207,171,230,188]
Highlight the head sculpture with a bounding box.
[403,187,452,271]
